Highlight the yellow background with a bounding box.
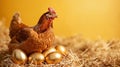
[0,0,120,40]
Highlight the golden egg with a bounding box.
[45,52,62,64]
[28,52,44,65]
[55,45,67,55]
[11,49,27,64]
[43,47,56,57]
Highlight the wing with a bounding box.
[10,27,38,43]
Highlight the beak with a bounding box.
[53,14,58,18]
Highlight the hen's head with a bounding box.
[38,7,57,25]
[35,8,57,32]
[46,7,57,20]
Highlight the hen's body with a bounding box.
[19,27,55,55]
[8,8,57,55]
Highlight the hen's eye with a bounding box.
[49,13,52,15]
[46,14,52,18]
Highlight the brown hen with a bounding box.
[8,8,57,55]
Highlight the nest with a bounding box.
[0,21,120,67]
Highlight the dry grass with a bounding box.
[0,21,120,67]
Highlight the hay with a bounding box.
[0,21,120,67]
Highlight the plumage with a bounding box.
[8,8,57,55]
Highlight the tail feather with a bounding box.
[9,12,27,39]
[12,12,22,23]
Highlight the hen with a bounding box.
[8,8,57,55]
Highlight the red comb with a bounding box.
[48,7,56,14]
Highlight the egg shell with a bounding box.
[11,49,27,64]
[55,45,67,55]
[28,52,45,65]
[45,52,62,64]
[43,47,56,57]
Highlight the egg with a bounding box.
[11,49,27,64]
[45,52,62,64]
[55,45,67,55]
[43,47,56,57]
[28,52,45,65]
